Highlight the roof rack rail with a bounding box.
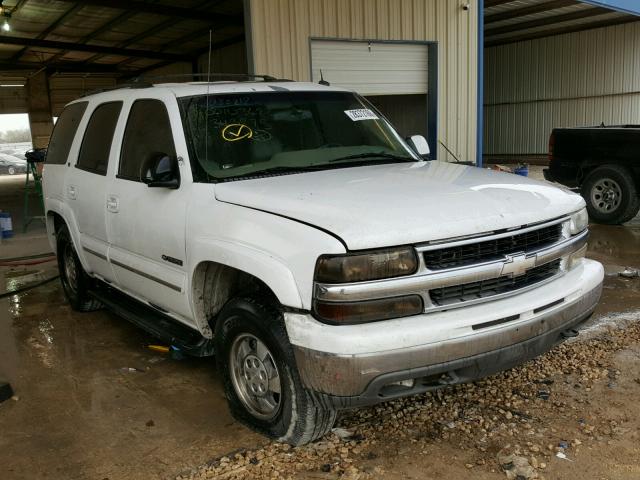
[78,82,153,98]
[78,73,291,98]
[131,73,291,83]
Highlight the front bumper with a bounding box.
[287,259,603,406]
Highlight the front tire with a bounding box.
[56,224,102,312]
[8,166,15,175]
[582,165,640,224]
[215,297,336,446]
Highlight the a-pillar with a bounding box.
[26,70,53,149]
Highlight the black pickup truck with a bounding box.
[544,126,640,224]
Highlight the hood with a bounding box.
[214,161,584,250]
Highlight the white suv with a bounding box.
[43,80,604,445]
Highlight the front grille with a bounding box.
[429,260,561,307]
[424,223,563,270]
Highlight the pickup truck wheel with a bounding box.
[582,165,640,224]
[215,297,337,446]
[56,225,102,312]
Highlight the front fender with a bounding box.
[189,237,304,309]
[186,196,346,312]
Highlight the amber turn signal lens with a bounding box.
[314,295,423,325]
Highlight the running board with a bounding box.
[89,282,214,357]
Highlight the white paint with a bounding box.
[284,259,603,354]
[43,82,595,345]
[215,160,585,250]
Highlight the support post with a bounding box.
[26,71,54,149]
[477,0,484,168]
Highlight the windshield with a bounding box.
[178,91,418,181]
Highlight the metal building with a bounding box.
[247,0,479,162]
[483,0,640,162]
[1,0,640,165]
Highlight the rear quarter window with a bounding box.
[45,102,88,165]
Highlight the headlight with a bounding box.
[314,295,424,325]
[569,207,588,235]
[315,247,418,284]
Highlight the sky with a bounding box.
[0,113,30,134]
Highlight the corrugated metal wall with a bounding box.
[197,42,248,75]
[248,0,478,162]
[485,21,640,155]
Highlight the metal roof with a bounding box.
[0,0,244,76]
[485,0,640,47]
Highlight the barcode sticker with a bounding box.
[344,109,379,121]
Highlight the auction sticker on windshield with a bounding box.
[344,109,379,121]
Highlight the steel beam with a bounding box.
[10,3,85,61]
[485,7,611,36]
[52,0,243,26]
[485,0,578,23]
[486,15,640,46]
[0,35,189,61]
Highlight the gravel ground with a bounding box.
[177,312,640,480]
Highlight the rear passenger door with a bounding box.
[43,101,88,206]
[107,96,192,324]
[65,101,122,282]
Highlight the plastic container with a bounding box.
[514,165,529,177]
[0,212,13,238]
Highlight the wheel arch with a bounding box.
[189,244,304,337]
[579,162,640,189]
[45,203,88,271]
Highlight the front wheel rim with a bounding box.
[229,333,282,420]
[591,178,622,214]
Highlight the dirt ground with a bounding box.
[1,170,639,479]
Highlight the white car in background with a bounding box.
[43,79,604,445]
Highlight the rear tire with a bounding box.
[215,297,336,446]
[581,165,640,224]
[56,224,102,312]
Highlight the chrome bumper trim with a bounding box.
[295,282,602,397]
[314,230,588,308]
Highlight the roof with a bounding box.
[485,0,640,47]
[0,0,244,77]
[70,81,351,104]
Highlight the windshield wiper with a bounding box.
[328,152,417,163]
[223,165,328,180]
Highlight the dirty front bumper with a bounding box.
[287,259,603,407]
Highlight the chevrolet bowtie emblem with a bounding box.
[500,253,536,277]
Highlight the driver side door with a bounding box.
[107,96,194,325]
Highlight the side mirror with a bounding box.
[141,153,180,189]
[407,135,430,160]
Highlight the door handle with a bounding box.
[106,195,119,213]
[67,185,77,200]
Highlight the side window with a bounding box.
[46,102,88,165]
[76,101,122,175]
[119,99,176,181]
